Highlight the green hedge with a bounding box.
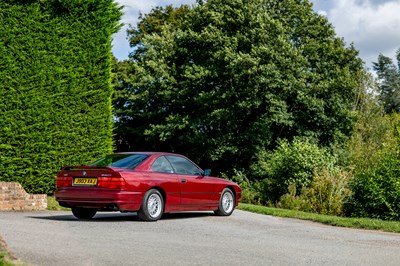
[0,0,122,194]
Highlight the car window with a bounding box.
[90,154,148,169]
[166,156,202,175]
[151,156,174,173]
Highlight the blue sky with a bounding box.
[112,0,400,69]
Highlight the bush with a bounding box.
[254,137,337,201]
[0,1,122,194]
[278,168,352,216]
[346,154,400,220]
[224,170,265,205]
[348,105,398,172]
[345,112,400,220]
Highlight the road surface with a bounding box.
[1,210,400,265]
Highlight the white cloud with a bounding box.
[327,0,400,68]
[316,10,328,17]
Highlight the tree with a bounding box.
[126,5,190,58]
[114,0,363,176]
[373,49,400,113]
[0,0,122,193]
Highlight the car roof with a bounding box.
[115,151,182,156]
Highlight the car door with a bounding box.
[166,155,214,209]
[149,156,181,212]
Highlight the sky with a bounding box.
[112,0,400,70]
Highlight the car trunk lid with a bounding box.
[57,166,126,190]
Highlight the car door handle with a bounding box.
[180,179,187,183]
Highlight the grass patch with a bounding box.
[47,196,69,211]
[0,252,16,266]
[238,203,400,233]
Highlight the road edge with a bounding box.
[0,234,17,260]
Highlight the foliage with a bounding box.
[279,168,352,216]
[346,113,400,220]
[225,169,265,205]
[126,5,190,58]
[255,137,337,201]
[373,49,400,113]
[0,0,122,194]
[0,252,14,266]
[238,203,400,233]
[348,98,395,171]
[114,0,364,176]
[345,82,400,220]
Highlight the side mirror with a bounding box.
[203,169,211,176]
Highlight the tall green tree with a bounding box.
[0,0,122,193]
[126,5,190,58]
[373,49,400,113]
[114,0,363,176]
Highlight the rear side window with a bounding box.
[151,156,174,173]
[166,156,202,175]
[90,154,148,169]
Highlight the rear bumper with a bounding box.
[55,188,143,211]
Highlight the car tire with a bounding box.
[138,189,164,221]
[214,188,235,216]
[71,207,97,219]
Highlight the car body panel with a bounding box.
[55,152,241,216]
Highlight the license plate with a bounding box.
[73,178,97,186]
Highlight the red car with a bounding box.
[55,152,241,221]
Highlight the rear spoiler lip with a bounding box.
[61,166,114,171]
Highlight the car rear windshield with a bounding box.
[90,154,148,169]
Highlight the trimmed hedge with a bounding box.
[0,0,122,194]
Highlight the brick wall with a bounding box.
[0,182,47,211]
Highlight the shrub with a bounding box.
[278,168,352,216]
[0,1,122,194]
[225,170,265,205]
[346,154,400,220]
[254,137,337,201]
[277,185,308,211]
[345,112,400,220]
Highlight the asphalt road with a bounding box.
[1,210,400,266]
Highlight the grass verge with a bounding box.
[238,203,400,233]
[0,252,14,266]
[46,196,69,211]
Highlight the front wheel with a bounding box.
[214,188,235,216]
[138,189,164,221]
[71,207,97,219]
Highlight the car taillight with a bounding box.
[56,176,72,188]
[97,177,126,190]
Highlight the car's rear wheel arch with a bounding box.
[138,187,166,221]
[152,186,166,205]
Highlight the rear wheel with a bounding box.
[214,188,235,216]
[71,207,97,219]
[138,189,164,221]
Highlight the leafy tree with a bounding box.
[114,0,363,176]
[126,5,190,58]
[373,49,400,113]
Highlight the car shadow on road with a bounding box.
[27,211,215,222]
[161,212,214,220]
